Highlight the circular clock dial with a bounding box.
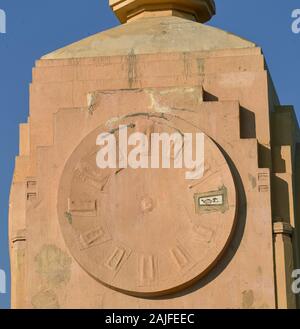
[57,114,237,296]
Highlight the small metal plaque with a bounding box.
[194,186,228,214]
[198,194,223,206]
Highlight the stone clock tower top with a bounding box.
[10,0,300,310]
[109,0,216,23]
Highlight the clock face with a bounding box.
[57,114,237,297]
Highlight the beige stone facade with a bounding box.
[9,1,300,308]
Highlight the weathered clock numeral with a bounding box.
[105,247,126,271]
[193,225,214,243]
[170,244,191,269]
[74,168,103,191]
[139,255,157,286]
[79,226,111,250]
[68,198,97,217]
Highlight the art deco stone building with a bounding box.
[9,0,300,309]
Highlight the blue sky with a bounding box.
[0,0,299,309]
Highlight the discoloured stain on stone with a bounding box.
[147,90,172,113]
[35,245,72,288]
[65,212,73,225]
[146,87,202,113]
[183,52,191,78]
[87,93,98,115]
[257,266,263,276]
[128,49,137,88]
[197,58,205,75]
[31,289,60,309]
[248,174,257,189]
[242,290,254,309]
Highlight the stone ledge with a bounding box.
[109,0,216,23]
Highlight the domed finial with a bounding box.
[109,0,216,24]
